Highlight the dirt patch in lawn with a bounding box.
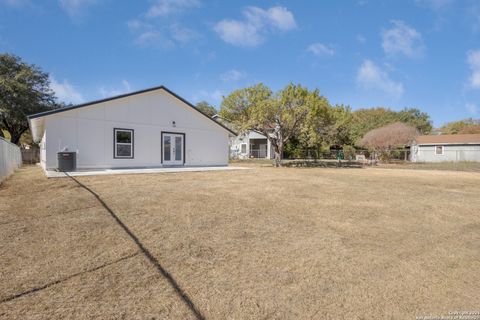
[1,165,479,319]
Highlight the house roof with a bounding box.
[414,134,480,145]
[27,85,236,142]
[211,115,237,132]
[212,114,269,137]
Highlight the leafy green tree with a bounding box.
[0,54,60,145]
[264,84,321,166]
[327,104,355,146]
[297,92,333,157]
[292,103,355,159]
[342,145,356,160]
[219,83,272,128]
[396,108,432,134]
[195,101,217,117]
[220,83,317,166]
[440,118,480,134]
[350,107,398,142]
[220,83,433,164]
[350,107,432,144]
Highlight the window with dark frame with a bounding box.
[114,129,134,158]
[435,146,443,155]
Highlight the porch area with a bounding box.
[249,138,270,159]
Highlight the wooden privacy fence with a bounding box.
[0,137,22,183]
[21,148,40,164]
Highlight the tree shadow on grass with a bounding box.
[0,252,139,304]
[64,173,206,320]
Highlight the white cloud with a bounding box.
[214,19,261,47]
[381,20,424,57]
[356,59,404,98]
[134,30,172,47]
[466,103,478,115]
[128,1,200,48]
[58,0,101,18]
[146,0,200,17]
[220,69,246,82]
[248,6,296,31]
[99,80,132,98]
[169,24,199,43]
[307,43,335,57]
[467,50,480,89]
[214,6,296,47]
[50,77,84,104]
[130,24,197,48]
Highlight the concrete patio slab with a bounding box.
[45,166,250,178]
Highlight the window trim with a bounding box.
[241,143,247,154]
[113,128,134,159]
[435,145,444,156]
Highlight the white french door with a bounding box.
[162,133,184,165]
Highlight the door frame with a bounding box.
[161,131,186,165]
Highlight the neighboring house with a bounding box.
[410,134,480,162]
[212,115,272,159]
[28,86,235,171]
[231,130,272,159]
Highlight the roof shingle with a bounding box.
[414,134,480,145]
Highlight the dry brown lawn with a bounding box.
[0,165,479,319]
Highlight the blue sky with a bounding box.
[1,0,480,126]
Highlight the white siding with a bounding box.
[40,131,46,170]
[229,130,271,159]
[412,144,480,162]
[230,133,250,159]
[43,89,229,169]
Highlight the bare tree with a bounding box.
[459,125,480,134]
[359,122,419,160]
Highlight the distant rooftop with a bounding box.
[414,134,480,145]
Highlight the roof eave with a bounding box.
[416,142,480,145]
[28,116,45,143]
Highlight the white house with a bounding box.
[230,130,273,159]
[410,134,480,162]
[28,86,236,171]
[212,115,272,159]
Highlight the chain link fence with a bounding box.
[1,137,22,183]
[283,148,411,162]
